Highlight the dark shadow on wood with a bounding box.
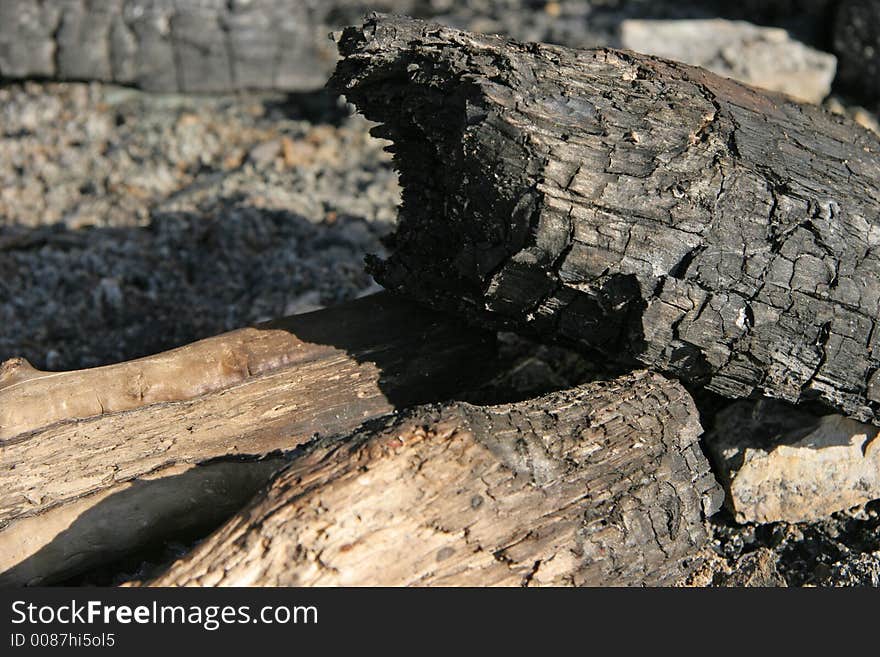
[0,458,288,587]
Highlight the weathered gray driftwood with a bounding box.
[331,15,880,424]
[0,293,493,586]
[147,371,722,587]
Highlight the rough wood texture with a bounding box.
[331,15,880,424]
[0,0,419,92]
[834,0,880,104]
[0,293,494,586]
[148,371,722,587]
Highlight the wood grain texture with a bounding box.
[148,371,722,587]
[0,293,494,585]
[331,15,880,424]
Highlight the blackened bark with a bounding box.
[331,15,880,423]
[148,371,721,587]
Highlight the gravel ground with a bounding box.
[689,503,880,587]
[0,82,397,369]
[2,78,879,587]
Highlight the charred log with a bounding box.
[331,15,880,424]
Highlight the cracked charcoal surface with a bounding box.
[332,15,880,425]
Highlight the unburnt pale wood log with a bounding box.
[0,293,494,586]
[147,371,722,587]
[331,15,880,424]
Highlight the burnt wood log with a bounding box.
[0,0,421,92]
[834,0,880,104]
[0,293,494,586]
[147,371,722,587]
[331,15,880,424]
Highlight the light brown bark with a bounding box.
[0,293,493,585]
[148,371,722,587]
